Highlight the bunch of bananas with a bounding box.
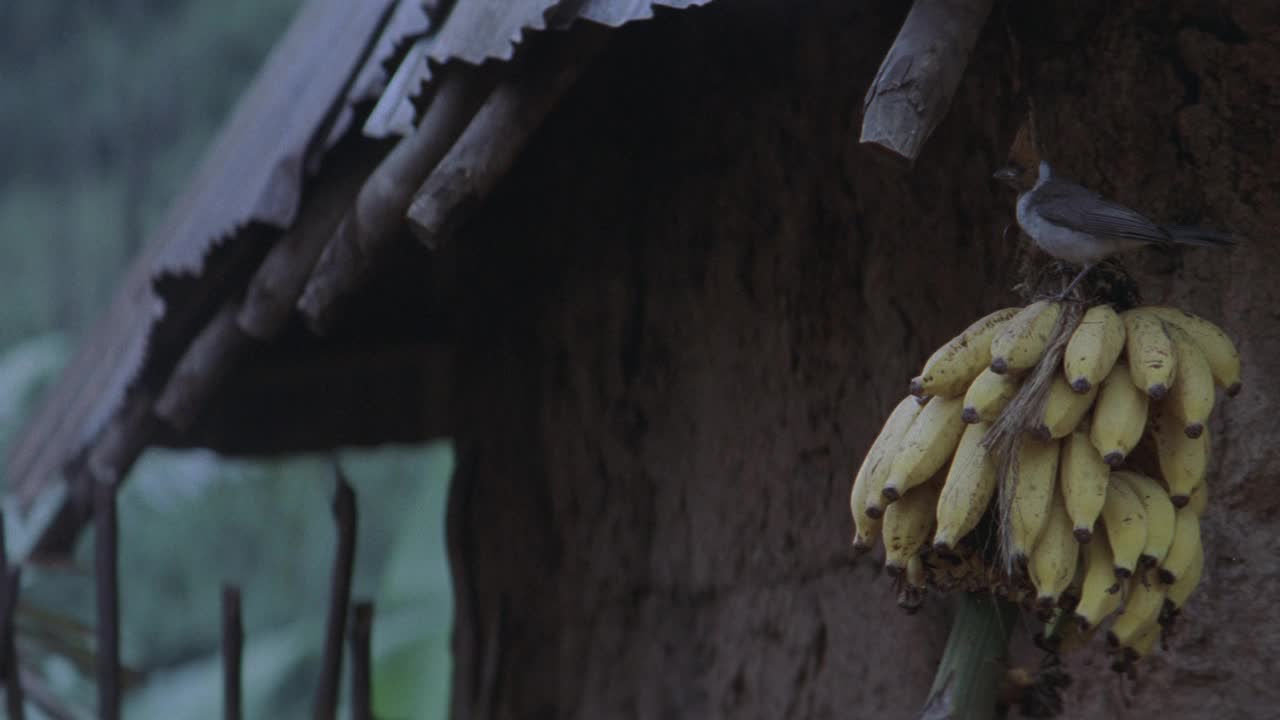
[850,301,1239,670]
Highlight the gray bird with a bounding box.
[994,160,1233,297]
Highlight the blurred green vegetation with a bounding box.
[0,1,453,717]
[0,0,301,345]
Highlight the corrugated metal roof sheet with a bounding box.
[8,0,729,548]
[426,0,564,65]
[7,0,399,504]
[574,0,714,27]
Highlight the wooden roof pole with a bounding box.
[298,64,497,334]
[405,25,609,250]
[859,0,994,168]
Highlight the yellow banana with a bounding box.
[1187,479,1208,517]
[1147,306,1242,396]
[911,307,1022,398]
[1036,374,1098,440]
[1109,571,1166,648]
[905,554,928,589]
[877,395,966,510]
[1121,309,1177,399]
[1101,478,1147,579]
[1029,492,1078,609]
[961,368,1020,424]
[1059,432,1109,543]
[851,397,923,552]
[1122,618,1162,660]
[1166,325,1216,439]
[1089,361,1149,466]
[1164,538,1204,612]
[1157,505,1202,585]
[1053,618,1100,655]
[1061,555,1086,613]
[1009,436,1060,563]
[990,300,1063,374]
[1151,402,1208,506]
[1064,304,1126,393]
[1074,534,1122,630]
[933,422,997,553]
[1113,471,1175,568]
[883,481,941,576]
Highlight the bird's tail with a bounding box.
[1162,224,1236,247]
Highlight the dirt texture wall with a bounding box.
[444,1,1279,718]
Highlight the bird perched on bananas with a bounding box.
[994,161,1234,297]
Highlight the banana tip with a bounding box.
[961,407,980,424]
[1072,528,1093,544]
[1102,451,1125,467]
[990,358,1009,374]
[1114,567,1132,580]
[1184,423,1204,439]
[1170,494,1190,508]
[932,539,954,555]
[884,563,905,578]
[1034,595,1057,611]
[1070,378,1092,393]
[1227,382,1243,397]
[909,377,925,397]
[864,505,884,520]
[881,486,900,503]
[1157,569,1176,585]
[1147,383,1168,400]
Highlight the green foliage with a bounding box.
[0,0,302,346]
[116,443,456,720]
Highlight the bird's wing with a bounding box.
[1030,180,1172,245]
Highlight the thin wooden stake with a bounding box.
[2,568,23,720]
[350,602,373,720]
[313,466,358,719]
[94,477,120,720]
[222,585,243,720]
[0,509,24,720]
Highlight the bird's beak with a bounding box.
[992,166,1021,183]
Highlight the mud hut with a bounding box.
[8,0,1278,717]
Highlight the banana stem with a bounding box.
[919,593,1017,720]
